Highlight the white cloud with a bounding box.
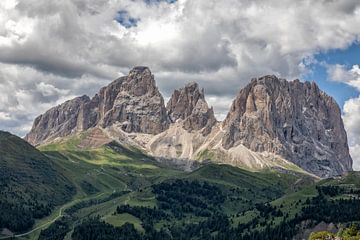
[350,144,360,170]
[327,64,360,169]
[36,82,69,97]
[327,64,360,90]
[0,63,105,136]
[1,0,360,136]
[0,112,11,121]
[206,95,234,121]
[343,96,360,170]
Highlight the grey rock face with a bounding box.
[167,82,217,135]
[79,76,125,131]
[222,75,352,177]
[25,67,170,145]
[25,95,91,145]
[102,67,170,134]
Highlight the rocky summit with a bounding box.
[99,66,169,134]
[167,82,217,135]
[25,67,169,145]
[222,75,352,178]
[25,67,353,178]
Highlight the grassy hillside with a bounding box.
[10,132,317,239]
[0,131,75,235]
[38,133,182,197]
[12,133,182,239]
[5,130,360,240]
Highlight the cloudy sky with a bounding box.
[0,0,360,168]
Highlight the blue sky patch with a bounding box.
[303,43,360,108]
[115,10,139,28]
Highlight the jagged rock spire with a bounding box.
[167,82,216,135]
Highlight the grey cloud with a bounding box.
[0,44,111,79]
[160,38,238,73]
[323,0,360,14]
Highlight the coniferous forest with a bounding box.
[65,180,360,240]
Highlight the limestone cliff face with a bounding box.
[25,95,91,145]
[222,75,352,177]
[166,82,217,135]
[101,67,170,134]
[25,67,169,145]
[77,76,125,131]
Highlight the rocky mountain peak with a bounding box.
[167,82,216,134]
[25,67,170,145]
[222,75,352,177]
[102,67,169,134]
[123,66,158,96]
[128,66,151,76]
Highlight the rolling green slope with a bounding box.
[14,133,182,239]
[0,131,75,235]
[38,133,183,198]
[19,133,316,240]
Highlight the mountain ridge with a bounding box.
[24,67,352,178]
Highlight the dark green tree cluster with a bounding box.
[72,218,141,240]
[152,179,225,218]
[38,216,71,240]
[164,213,231,239]
[0,200,34,232]
[116,205,169,224]
[255,203,283,218]
[317,185,360,197]
[302,195,360,223]
[79,181,100,195]
[0,199,53,232]
[316,185,343,196]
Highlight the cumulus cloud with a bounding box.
[327,64,360,169]
[343,97,360,170]
[327,64,360,90]
[1,0,360,136]
[0,63,109,135]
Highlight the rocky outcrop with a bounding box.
[25,67,169,145]
[166,82,216,135]
[221,75,352,178]
[81,76,125,130]
[101,67,170,134]
[25,95,91,145]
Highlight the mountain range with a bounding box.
[1,66,359,240]
[25,66,352,178]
